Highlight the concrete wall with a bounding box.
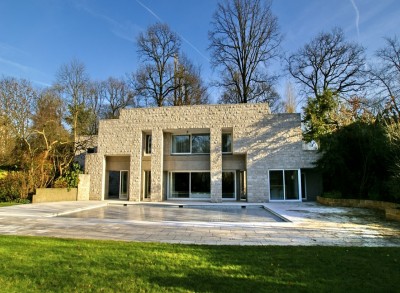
[85,103,320,202]
[33,188,77,203]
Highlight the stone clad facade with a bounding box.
[84,103,321,202]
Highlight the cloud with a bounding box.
[75,2,141,43]
[0,57,38,74]
[0,57,51,87]
[350,0,360,38]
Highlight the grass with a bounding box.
[0,202,22,207]
[0,236,398,292]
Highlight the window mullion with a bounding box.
[282,170,286,200]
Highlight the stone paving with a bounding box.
[0,201,399,246]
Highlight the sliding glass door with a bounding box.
[269,170,301,201]
[170,172,210,199]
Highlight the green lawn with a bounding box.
[0,236,398,292]
[0,202,22,207]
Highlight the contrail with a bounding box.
[135,0,163,22]
[135,0,209,62]
[350,0,360,38]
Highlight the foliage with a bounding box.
[0,236,399,292]
[209,0,281,104]
[0,172,29,202]
[54,163,81,189]
[384,119,400,200]
[302,90,340,143]
[316,120,397,201]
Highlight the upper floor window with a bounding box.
[222,133,232,153]
[172,134,210,154]
[192,134,210,154]
[145,135,152,154]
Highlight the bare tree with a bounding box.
[101,77,136,119]
[0,77,36,166]
[135,23,181,106]
[171,55,209,106]
[370,37,400,119]
[287,28,366,99]
[209,0,281,104]
[283,81,297,113]
[55,59,91,141]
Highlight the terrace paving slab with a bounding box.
[0,201,399,246]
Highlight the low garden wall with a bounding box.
[32,174,90,203]
[32,188,77,203]
[317,196,400,222]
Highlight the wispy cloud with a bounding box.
[135,0,209,62]
[75,2,141,43]
[0,57,38,73]
[0,57,51,87]
[0,43,28,57]
[350,0,360,38]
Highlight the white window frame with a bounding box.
[269,169,302,202]
[119,170,129,200]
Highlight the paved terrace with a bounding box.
[0,201,399,246]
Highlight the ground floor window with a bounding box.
[170,172,210,199]
[269,170,300,200]
[222,171,235,199]
[143,171,151,199]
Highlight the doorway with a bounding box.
[108,170,129,200]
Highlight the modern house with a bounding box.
[83,103,321,203]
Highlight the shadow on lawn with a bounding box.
[149,273,305,292]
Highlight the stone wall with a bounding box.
[86,103,320,202]
[317,196,400,222]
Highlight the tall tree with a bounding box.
[135,23,181,106]
[171,55,209,106]
[25,89,72,187]
[208,0,281,104]
[101,77,135,119]
[370,36,400,120]
[0,77,36,167]
[287,28,366,99]
[55,59,91,141]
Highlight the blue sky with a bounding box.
[0,0,399,102]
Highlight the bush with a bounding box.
[53,177,68,188]
[0,172,29,202]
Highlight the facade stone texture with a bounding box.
[84,103,320,202]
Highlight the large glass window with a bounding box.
[170,172,210,198]
[172,134,210,154]
[171,173,190,198]
[191,172,211,194]
[192,134,210,154]
[222,172,235,199]
[222,133,232,153]
[172,135,190,153]
[269,170,300,200]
